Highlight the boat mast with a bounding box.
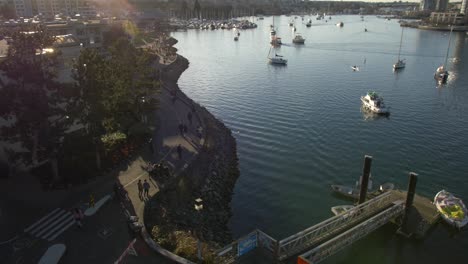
[397,27,404,61]
[443,25,454,68]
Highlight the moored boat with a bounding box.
[434,190,468,229]
[269,53,287,65]
[337,21,344,27]
[292,33,305,44]
[331,205,355,216]
[331,184,359,200]
[361,92,390,115]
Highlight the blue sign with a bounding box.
[238,233,257,256]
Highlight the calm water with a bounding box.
[172,15,468,263]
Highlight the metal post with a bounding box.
[358,155,372,204]
[401,172,418,233]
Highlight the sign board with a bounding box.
[237,232,257,256]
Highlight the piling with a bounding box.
[358,155,372,204]
[400,172,418,234]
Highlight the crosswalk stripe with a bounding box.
[47,220,76,241]
[42,216,75,241]
[31,209,67,236]
[24,208,61,233]
[34,211,71,238]
[25,208,76,241]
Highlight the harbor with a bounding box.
[173,14,468,263]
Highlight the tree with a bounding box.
[72,48,108,170]
[72,37,160,169]
[0,25,71,180]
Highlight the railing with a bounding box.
[277,191,395,260]
[298,200,405,264]
[215,229,277,264]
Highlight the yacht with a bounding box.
[337,21,344,27]
[361,92,390,115]
[270,36,282,46]
[393,28,406,70]
[292,33,305,44]
[269,53,287,65]
[434,26,453,84]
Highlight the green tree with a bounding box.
[0,26,71,180]
[73,38,160,169]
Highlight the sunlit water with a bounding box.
[172,15,468,263]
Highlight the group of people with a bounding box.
[137,179,151,200]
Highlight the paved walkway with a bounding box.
[0,58,204,264]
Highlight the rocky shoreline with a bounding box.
[144,55,239,260]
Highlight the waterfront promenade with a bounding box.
[0,55,202,264]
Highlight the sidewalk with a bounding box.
[0,56,204,263]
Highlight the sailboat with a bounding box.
[434,26,453,84]
[393,28,406,70]
[270,16,282,46]
[268,47,287,65]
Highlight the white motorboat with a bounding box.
[351,65,359,71]
[269,53,287,65]
[292,33,305,44]
[434,190,468,229]
[337,22,344,27]
[361,92,390,115]
[331,205,355,216]
[393,28,406,70]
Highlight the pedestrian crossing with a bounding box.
[24,208,76,242]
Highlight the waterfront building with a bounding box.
[462,0,467,14]
[36,0,96,19]
[435,0,448,12]
[430,12,465,25]
[44,19,106,48]
[13,0,34,17]
[12,0,96,19]
[420,0,436,11]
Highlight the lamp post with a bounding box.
[194,198,203,262]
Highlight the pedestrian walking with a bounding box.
[73,208,83,228]
[187,112,193,125]
[149,138,154,154]
[143,180,150,197]
[177,144,182,160]
[196,126,203,138]
[89,194,95,208]
[137,179,143,198]
[178,123,184,136]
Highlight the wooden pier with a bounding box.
[214,156,440,264]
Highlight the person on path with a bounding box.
[73,208,83,228]
[187,112,192,125]
[143,180,150,198]
[178,123,184,136]
[177,144,182,160]
[137,179,143,198]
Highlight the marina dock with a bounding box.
[215,156,440,264]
